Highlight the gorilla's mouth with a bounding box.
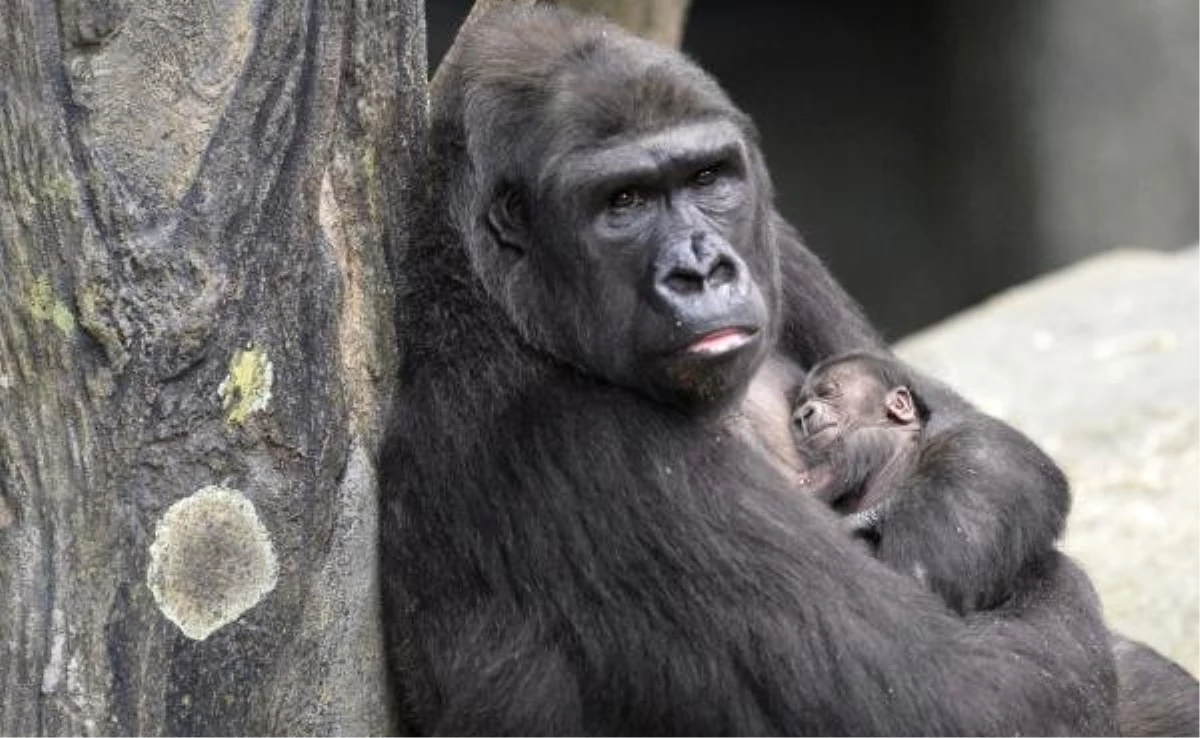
[796,422,833,440]
[686,327,758,357]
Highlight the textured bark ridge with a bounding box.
[0,0,693,733]
[0,0,425,732]
[564,0,691,47]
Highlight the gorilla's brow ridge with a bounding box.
[542,119,746,195]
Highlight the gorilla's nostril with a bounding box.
[708,260,736,287]
[663,271,705,295]
[794,403,815,432]
[662,258,738,296]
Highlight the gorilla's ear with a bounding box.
[486,183,529,254]
[885,386,917,425]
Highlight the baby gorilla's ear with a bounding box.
[884,386,917,425]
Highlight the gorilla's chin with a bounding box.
[650,331,767,412]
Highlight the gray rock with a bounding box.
[896,246,1199,677]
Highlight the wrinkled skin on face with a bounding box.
[455,29,778,412]
[532,121,770,408]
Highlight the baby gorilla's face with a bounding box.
[789,359,921,510]
[791,364,889,451]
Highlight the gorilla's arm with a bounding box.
[859,417,1071,613]
[773,217,886,369]
[383,369,1117,736]
[1111,633,1200,736]
[959,553,1118,725]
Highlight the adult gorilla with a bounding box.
[379,7,1116,734]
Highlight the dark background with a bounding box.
[427,1,1199,339]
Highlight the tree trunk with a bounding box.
[0,0,425,732]
[1,0,691,733]
[564,0,692,48]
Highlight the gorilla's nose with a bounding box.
[794,402,816,434]
[656,233,741,297]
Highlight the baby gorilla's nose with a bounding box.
[793,402,816,435]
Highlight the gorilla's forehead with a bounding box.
[536,37,740,142]
[548,69,732,141]
[545,119,748,191]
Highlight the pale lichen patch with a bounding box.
[217,346,274,425]
[0,495,14,528]
[146,485,279,641]
[28,276,77,336]
[40,608,67,694]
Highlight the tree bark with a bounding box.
[1,0,692,733]
[0,0,425,733]
[564,0,692,48]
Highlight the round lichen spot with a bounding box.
[28,276,76,336]
[217,346,274,425]
[147,485,279,640]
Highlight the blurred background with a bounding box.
[429,0,1198,340]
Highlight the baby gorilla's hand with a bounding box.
[841,498,891,553]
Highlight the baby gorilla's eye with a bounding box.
[815,381,838,399]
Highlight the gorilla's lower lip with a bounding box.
[687,327,756,356]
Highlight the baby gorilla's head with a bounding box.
[791,353,922,513]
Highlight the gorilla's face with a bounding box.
[516,119,773,410]
[454,21,780,412]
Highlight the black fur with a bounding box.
[793,352,1195,735]
[380,7,1117,734]
[1113,634,1200,736]
[794,352,1073,613]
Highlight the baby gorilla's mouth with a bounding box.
[795,421,834,441]
[686,327,756,356]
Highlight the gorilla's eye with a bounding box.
[608,188,646,211]
[690,165,723,188]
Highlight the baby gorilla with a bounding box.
[788,351,1199,737]
[790,351,1069,612]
